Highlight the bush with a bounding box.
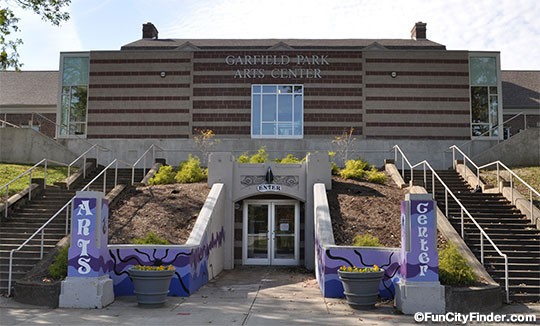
[48,246,69,279]
[328,151,340,175]
[132,231,170,245]
[352,234,383,247]
[339,159,371,179]
[148,165,176,185]
[237,147,268,163]
[439,244,476,286]
[366,167,387,184]
[276,154,302,164]
[175,155,207,183]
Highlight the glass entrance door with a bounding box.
[243,200,299,265]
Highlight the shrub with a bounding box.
[328,151,339,175]
[148,165,176,185]
[48,246,69,279]
[352,234,383,247]
[439,244,476,286]
[175,155,207,183]
[132,231,170,245]
[237,147,268,163]
[366,167,387,184]
[339,159,371,179]
[276,154,302,164]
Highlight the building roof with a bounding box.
[121,38,446,51]
[0,71,58,107]
[501,71,540,108]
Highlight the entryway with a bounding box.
[242,200,299,265]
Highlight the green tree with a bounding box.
[1,0,71,70]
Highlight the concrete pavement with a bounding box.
[1,267,539,325]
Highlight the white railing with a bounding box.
[6,159,122,295]
[1,159,70,219]
[450,145,540,224]
[131,144,164,184]
[0,118,20,128]
[67,144,112,184]
[394,145,509,303]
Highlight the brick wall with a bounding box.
[2,113,56,138]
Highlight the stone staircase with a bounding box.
[0,166,145,294]
[404,169,540,302]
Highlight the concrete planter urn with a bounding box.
[128,265,175,307]
[338,266,385,309]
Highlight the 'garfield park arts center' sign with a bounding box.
[225,54,330,79]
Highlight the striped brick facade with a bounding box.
[84,47,471,140]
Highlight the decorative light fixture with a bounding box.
[160,71,167,78]
[390,71,397,78]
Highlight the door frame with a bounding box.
[242,199,300,266]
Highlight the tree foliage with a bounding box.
[1,0,71,70]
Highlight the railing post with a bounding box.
[504,256,509,303]
[8,251,14,296]
[480,233,484,264]
[65,202,70,234]
[530,189,533,222]
[445,188,448,217]
[29,171,32,201]
[460,208,464,238]
[401,156,404,178]
[432,173,435,197]
[115,161,118,187]
[103,167,107,194]
[394,147,397,166]
[476,167,480,188]
[44,160,47,190]
[40,229,45,259]
[83,155,87,179]
[131,166,135,186]
[423,165,427,188]
[496,164,500,193]
[452,147,455,170]
[152,145,156,165]
[5,186,8,219]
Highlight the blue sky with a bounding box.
[10,0,540,71]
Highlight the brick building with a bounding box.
[49,22,509,167]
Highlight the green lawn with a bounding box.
[0,163,75,197]
[480,166,540,207]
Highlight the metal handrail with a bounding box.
[131,144,164,185]
[1,159,69,218]
[450,145,540,222]
[7,197,74,296]
[80,159,118,193]
[5,157,124,295]
[67,144,112,185]
[394,146,510,303]
[0,119,20,128]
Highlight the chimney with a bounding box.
[411,22,427,40]
[142,22,159,39]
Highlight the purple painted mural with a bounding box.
[108,226,224,297]
[67,194,110,277]
[400,198,439,282]
[317,244,400,298]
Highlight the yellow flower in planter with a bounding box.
[339,264,381,273]
[132,265,175,271]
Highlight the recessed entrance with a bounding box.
[242,200,299,265]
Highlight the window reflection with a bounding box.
[252,85,303,138]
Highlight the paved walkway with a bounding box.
[1,267,539,325]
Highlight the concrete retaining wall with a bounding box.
[314,183,401,299]
[63,138,498,170]
[0,128,77,164]
[108,183,225,297]
[472,128,540,167]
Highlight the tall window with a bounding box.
[58,54,89,137]
[470,56,500,138]
[251,85,303,138]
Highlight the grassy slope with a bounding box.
[480,166,540,207]
[0,164,74,196]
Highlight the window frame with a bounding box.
[469,53,503,140]
[251,84,304,139]
[57,52,90,139]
